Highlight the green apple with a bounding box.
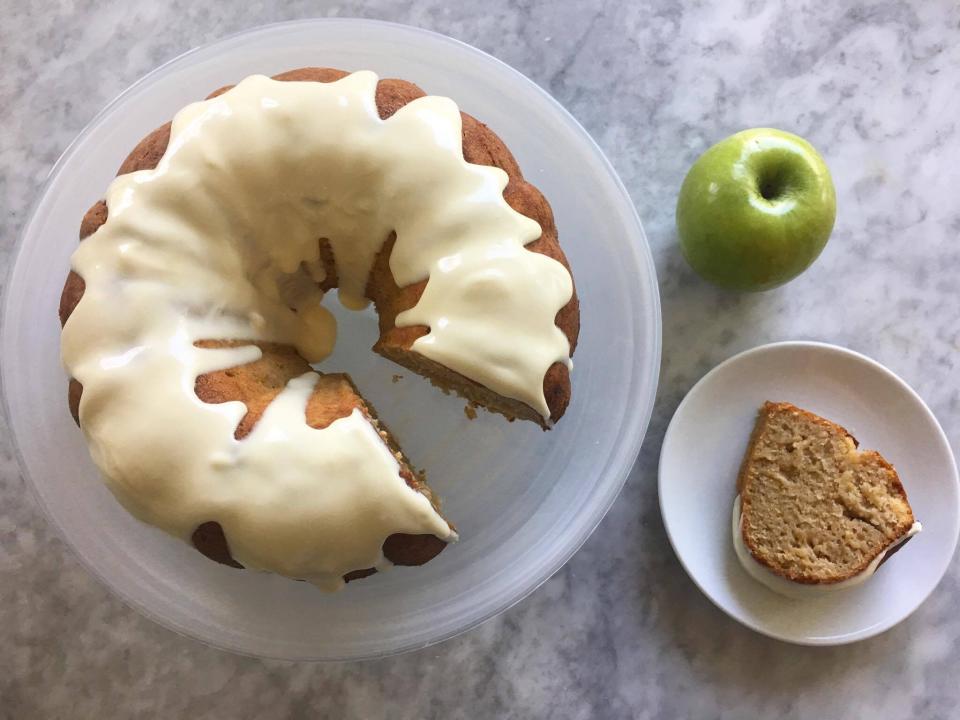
[676,128,836,292]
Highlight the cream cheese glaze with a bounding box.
[732,496,921,599]
[61,71,573,589]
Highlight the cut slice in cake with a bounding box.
[735,401,919,589]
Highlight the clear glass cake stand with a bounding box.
[1,19,661,660]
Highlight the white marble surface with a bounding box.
[2,1,959,718]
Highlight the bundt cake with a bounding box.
[733,401,920,598]
[58,68,580,590]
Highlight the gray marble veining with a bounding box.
[2,1,959,718]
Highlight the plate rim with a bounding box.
[1,17,663,660]
[657,339,960,646]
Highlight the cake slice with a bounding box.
[190,340,450,582]
[734,401,919,593]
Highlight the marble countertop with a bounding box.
[2,1,958,718]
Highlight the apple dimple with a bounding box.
[758,167,787,201]
[751,148,809,204]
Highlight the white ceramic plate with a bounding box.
[2,20,661,660]
[659,341,959,645]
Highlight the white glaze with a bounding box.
[732,496,921,599]
[61,71,573,589]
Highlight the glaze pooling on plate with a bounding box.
[60,71,574,589]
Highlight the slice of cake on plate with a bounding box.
[733,401,920,598]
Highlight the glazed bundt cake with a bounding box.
[58,68,580,589]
